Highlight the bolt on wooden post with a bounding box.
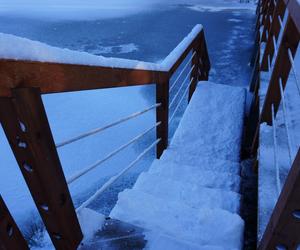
[0,88,83,249]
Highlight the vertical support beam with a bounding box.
[258,148,300,249]
[188,46,200,102]
[261,15,299,124]
[189,31,210,101]
[261,0,287,71]
[0,88,83,249]
[261,0,276,42]
[0,196,28,250]
[156,74,169,159]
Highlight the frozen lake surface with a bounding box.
[0,3,254,246]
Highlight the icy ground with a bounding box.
[0,1,255,248]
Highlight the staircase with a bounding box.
[110,81,246,249]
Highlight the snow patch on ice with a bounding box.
[78,208,105,243]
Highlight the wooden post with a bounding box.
[189,47,200,102]
[156,74,169,159]
[261,0,275,42]
[258,148,300,249]
[261,0,287,71]
[189,31,210,101]
[0,196,28,250]
[0,88,83,249]
[261,15,299,124]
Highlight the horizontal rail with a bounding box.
[76,138,161,212]
[56,103,161,148]
[67,122,161,184]
[0,59,165,97]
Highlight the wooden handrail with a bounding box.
[0,25,210,98]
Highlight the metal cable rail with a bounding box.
[271,104,281,196]
[287,48,300,96]
[279,78,294,164]
[67,122,161,184]
[76,138,161,212]
[169,65,195,108]
[169,52,196,93]
[169,77,194,123]
[56,103,161,148]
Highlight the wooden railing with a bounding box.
[249,0,300,249]
[0,25,210,249]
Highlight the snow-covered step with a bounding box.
[110,189,244,249]
[148,161,241,192]
[133,171,241,213]
[146,232,232,250]
[157,148,241,175]
[111,82,246,249]
[169,82,246,163]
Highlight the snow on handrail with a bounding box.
[76,138,161,212]
[160,24,203,71]
[271,104,281,196]
[279,78,294,165]
[56,103,161,148]
[169,65,195,108]
[169,77,194,123]
[169,51,196,93]
[287,48,300,96]
[67,122,161,184]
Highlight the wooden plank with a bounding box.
[156,75,169,159]
[258,148,300,249]
[0,196,29,250]
[261,0,287,71]
[261,15,300,124]
[0,88,83,249]
[0,60,160,97]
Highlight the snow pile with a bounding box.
[110,81,246,249]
